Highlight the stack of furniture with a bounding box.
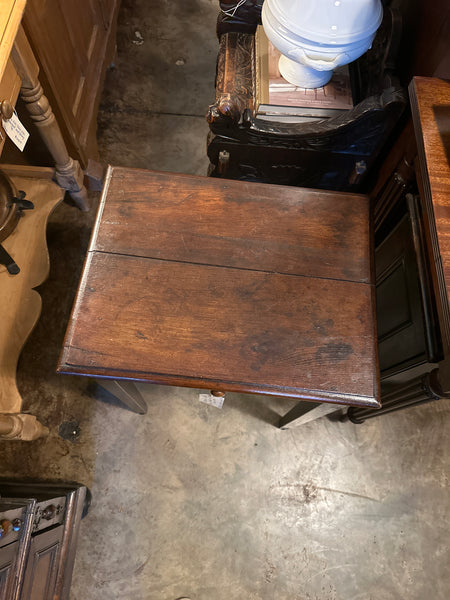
[57,4,449,428]
[0,0,118,440]
[207,1,407,191]
[206,0,450,423]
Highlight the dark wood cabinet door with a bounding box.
[21,528,63,600]
[0,541,18,600]
[376,208,429,375]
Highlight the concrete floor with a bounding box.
[1,1,450,599]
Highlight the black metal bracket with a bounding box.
[0,244,20,275]
[0,191,33,274]
[11,190,34,212]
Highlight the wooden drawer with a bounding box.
[0,40,21,156]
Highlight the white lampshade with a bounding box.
[262,0,383,88]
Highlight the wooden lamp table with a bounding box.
[58,167,380,427]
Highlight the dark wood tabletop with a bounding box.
[58,167,379,407]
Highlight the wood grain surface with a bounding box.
[59,167,379,406]
[0,58,21,155]
[93,168,371,282]
[0,172,64,413]
[0,0,26,82]
[410,77,450,353]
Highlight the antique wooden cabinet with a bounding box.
[0,481,89,600]
[22,0,120,167]
[348,77,450,422]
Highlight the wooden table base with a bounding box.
[93,379,341,427]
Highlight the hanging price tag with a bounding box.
[199,393,225,409]
[2,112,30,152]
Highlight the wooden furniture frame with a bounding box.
[347,77,450,422]
[0,166,64,441]
[0,480,88,600]
[1,1,89,210]
[0,0,108,440]
[217,0,263,36]
[58,166,380,427]
[21,0,120,170]
[207,3,407,192]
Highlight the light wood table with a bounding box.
[0,166,64,440]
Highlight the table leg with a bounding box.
[0,413,49,441]
[279,401,340,428]
[96,380,148,415]
[11,26,89,211]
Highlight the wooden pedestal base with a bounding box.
[0,166,64,441]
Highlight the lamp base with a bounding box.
[278,55,332,89]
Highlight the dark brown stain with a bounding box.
[315,342,354,362]
[118,205,132,218]
[243,330,315,372]
[312,317,334,335]
[302,483,318,504]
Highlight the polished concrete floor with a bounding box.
[1,1,450,599]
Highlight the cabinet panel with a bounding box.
[22,0,119,166]
[0,0,26,83]
[22,529,63,600]
[376,210,429,375]
[24,1,81,106]
[372,120,443,379]
[0,541,18,600]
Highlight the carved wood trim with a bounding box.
[207,32,255,126]
[347,369,445,423]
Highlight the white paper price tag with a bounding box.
[199,393,224,409]
[2,113,30,151]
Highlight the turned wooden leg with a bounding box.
[346,369,444,423]
[11,26,89,211]
[0,413,49,441]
